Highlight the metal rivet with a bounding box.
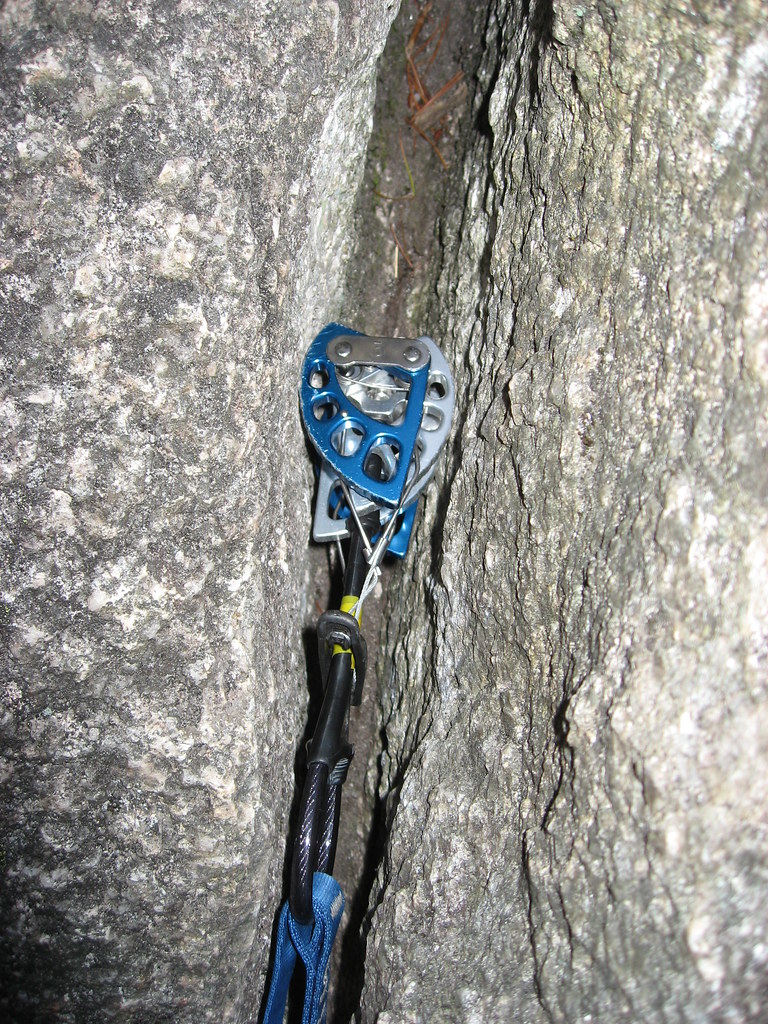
[335,340,352,358]
[404,345,420,363]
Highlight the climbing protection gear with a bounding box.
[301,324,454,549]
[261,323,454,1023]
[262,874,344,1024]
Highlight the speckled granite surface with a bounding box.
[0,1,398,1019]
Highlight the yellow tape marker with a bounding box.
[333,595,361,663]
[340,595,360,621]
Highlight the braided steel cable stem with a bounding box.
[289,514,377,925]
[290,761,328,925]
[316,781,342,876]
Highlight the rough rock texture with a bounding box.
[4,0,768,1020]
[361,2,768,1022]
[0,1,398,1020]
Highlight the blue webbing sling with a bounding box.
[262,873,344,1024]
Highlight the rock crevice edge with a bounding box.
[360,2,768,1022]
[0,2,398,1021]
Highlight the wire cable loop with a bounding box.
[348,448,421,619]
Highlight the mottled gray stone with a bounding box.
[5,0,768,1019]
[0,1,398,1020]
[360,2,768,1022]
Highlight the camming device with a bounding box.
[262,323,454,1024]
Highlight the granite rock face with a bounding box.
[4,0,768,1020]
[0,1,398,1020]
[361,2,768,1022]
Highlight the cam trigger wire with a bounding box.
[348,449,422,620]
[261,324,454,1024]
[337,477,374,559]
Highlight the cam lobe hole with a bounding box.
[313,397,339,422]
[420,405,444,432]
[309,365,330,389]
[331,421,364,457]
[427,373,448,401]
[364,442,400,483]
